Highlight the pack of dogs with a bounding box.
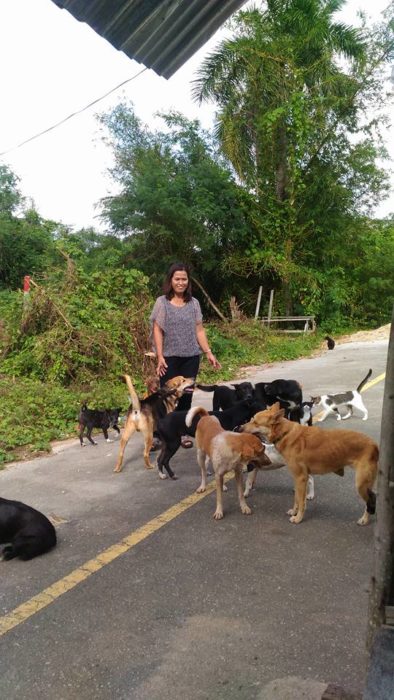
[1,367,377,562]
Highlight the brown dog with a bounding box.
[186,406,270,520]
[114,374,194,473]
[239,402,378,525]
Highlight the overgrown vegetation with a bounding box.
[0,283,324,464]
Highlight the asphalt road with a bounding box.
[0,339,388,700]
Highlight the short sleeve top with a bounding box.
[150,295,203,357]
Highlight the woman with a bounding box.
[150,262,221,447]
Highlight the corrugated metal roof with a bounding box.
[52,0,246,79]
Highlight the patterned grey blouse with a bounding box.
[150,295,203,357]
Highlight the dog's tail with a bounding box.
[195,384,219,392]
[123,374,141,413]
[185,406,208,427]
[357,369,372,393]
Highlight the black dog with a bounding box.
[79,403,122,446]
[156,399,264,479]
[195,381,254,411]
[0,497,57,561]
[254,379,303,419]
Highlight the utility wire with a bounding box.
[0,66,147,157]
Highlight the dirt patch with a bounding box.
[336,324,390,344]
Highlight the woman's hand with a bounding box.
[206,350,221,369]
[156,355,168,377]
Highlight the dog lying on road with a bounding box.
[240,402,378,525]
[78,404,122,446]
[195,381,255,411]
[186,406,271,520]
[156,399,263,480]
[114,374,194,473]
[0,496,57,561]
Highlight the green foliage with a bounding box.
[198,319,322,381]
[0,163,23,215]
[192,1,393,316]
[1,265,153,388]
[98,105,253,300]
[0,376,130,465]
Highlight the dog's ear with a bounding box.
[271,406,285,421]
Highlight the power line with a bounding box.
[0,67,147,157]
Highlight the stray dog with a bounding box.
[156,399,262,480]
[244,442,315,500]
[239,403,378,525]
[79,404,122,446]
[114,374,194,473]
[254,379,303,417]
[195,381,255,411]
[311,369,372,422]
[186,406,269,520]
[0,496,57,560]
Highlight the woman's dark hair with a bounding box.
[163,262,192,301]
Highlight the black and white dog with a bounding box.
[0,497,57,561]
[254,379,304,420]
[78,403,122,446]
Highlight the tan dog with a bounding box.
[186,406,270,520]
[114,374,194,473]
[239,402,378,525]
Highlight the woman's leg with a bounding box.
[159,356,200,447]
[160,356,200,411]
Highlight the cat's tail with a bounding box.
[357,369,372,393]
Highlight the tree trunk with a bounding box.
[191,277,228,322]
[367,305,394,650]
[275,124,288,202]
[275,124,293,316]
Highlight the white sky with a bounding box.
[0,0,392,231]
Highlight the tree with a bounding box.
[0,164,60,290]
[193,1,392,315]
[0,164,23,215]
[98,105,254,311]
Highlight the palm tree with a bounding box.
[193,0,365,311]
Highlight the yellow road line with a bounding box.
[0,476,231,637]
[1,373,386,637]
[361,372,385,392]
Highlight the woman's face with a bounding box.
[171,270,189,295]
